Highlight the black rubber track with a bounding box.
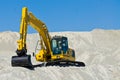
[45,60,85,67]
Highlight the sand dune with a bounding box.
[0,29,120,80]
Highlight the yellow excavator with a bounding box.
[11,7,85,68]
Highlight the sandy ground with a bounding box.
[0,29,120,80]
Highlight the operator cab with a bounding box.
[51,36,68,55]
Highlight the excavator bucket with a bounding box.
[11,55,33,67]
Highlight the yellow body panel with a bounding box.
[52,54,75,61]
[35,49,46,61]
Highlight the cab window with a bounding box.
[52,40,57,48]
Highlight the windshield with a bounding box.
[52,40,57,48]
[52,39,61,55]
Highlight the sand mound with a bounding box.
[0,29,120,80]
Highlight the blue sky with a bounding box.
[0,0,120,33]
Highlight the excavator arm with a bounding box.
[16,7,52,57]
[12,7,53,67]
[16,7,28,56]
